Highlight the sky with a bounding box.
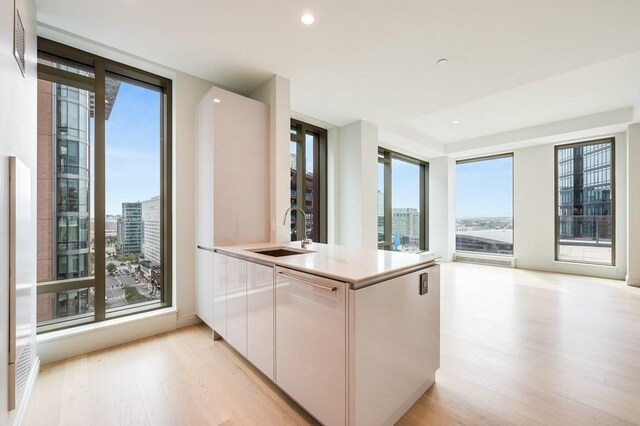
[102,81,161,215]
[377,158,422,210]
[456,156,513,218]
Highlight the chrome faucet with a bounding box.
[283,206,312,249]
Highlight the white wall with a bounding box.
[337,120,378,248]
[250,76,291,243]
[512,133,627,279]
[428,157,456,261]
[626,123,640,286]
[0,0,38,423]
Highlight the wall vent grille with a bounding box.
[14,7,25,76]
[16,342,32,404]
[454,252,515,268]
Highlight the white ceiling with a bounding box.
[36,0,640,154]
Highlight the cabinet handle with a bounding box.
[277,271,337,292]
[197,245,214,252]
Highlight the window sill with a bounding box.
[553,260,616,269]
[37,306,178,344]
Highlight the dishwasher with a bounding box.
[275,266,347,426]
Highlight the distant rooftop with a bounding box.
[457,229,513,244]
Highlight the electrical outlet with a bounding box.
[419,273,428,295]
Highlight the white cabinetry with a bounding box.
[349,264,440,426]
[247,262,275,380]
[213,252,227,339]
[194,86,269,333]
[195,247,214,328]
[226,256,248,356]
[194,93,215,327]
[275,267,347,426]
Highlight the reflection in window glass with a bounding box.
[391,158,421,252]
[556,140,613,265]
[289,119,327,243]
[456,155,513,255]
[377,162,385,245]
[378,149,427,252]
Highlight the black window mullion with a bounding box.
[94,58,106,321]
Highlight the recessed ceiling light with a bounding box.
[213,98,221,103]
[301,13,315,25]
[437,58,448,65]
[452,120,460,124]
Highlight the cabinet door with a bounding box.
[195,247,214,328]
[247,262,274,380]
[226,256,247,356]
[276,267,347,426]
[213,252,227,339]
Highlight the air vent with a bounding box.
[15,342,31,402]
[454,252,515,268]
[14,8,25,76]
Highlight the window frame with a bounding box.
[36,37,173,332]
[455,152,514,256]
[554,137,615,266]
[289,118,327,243]
[377,147,429,252]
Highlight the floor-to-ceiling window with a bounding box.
[378,148,428,252]
[36,38,172,331]
[555,139,614,265]
[289,119,327,243]
[456,154,513,255]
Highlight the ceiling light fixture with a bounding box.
[437,58,448,65]
[301,13,315,25]
[452,120,460,124]
[213,98,221,103]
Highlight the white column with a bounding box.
[627,123,640,287]
[250,75,291,243]
[428,156,456,261]
[337,120,378,248]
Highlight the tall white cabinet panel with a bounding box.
[213,252,227,339]
[226,256,247,356]
[211,88,269,246]
[195,86,269,334]
[247,262,274,380]
[195,92,215,248]
[195,247,214,328]
[194,93,215,326]
[275,267,347,426]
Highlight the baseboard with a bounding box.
[177,313,201,328]
[15,356,39,426]
[626,276,640,288]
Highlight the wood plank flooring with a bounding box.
[25,263,640,425]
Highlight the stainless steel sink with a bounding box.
[248,247,315,257]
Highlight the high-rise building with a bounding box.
[558,142,612,241]
[36,71,119,322]
[120,202,142,254]
[141,196,161,266]
[391,208,420,248]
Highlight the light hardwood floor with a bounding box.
[25,263,640,426]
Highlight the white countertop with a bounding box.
[214,242,438,288]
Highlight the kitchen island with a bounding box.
[209,242,440,426]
